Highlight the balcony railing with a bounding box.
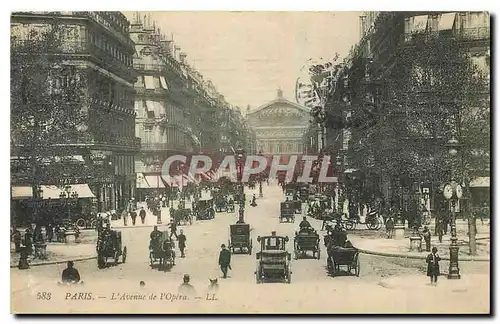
[133,63,166,72]
[140,142,174,151]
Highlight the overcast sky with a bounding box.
[123,11,362,111]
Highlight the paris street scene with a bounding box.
[10,11,490,314]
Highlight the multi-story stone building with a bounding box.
[129,14,253,197]
[325,11,490,212]
[11,11,140,223]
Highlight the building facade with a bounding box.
[247,90,309,157]
[325,11,490,212]
[11,11,140,223]
[129,14,254,196]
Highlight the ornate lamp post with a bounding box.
[235,146,245,221]
[444,135,462,280]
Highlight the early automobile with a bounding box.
[255,232,292,284]
[194,198,215,220]
[324,232,360,277]
[149,230,176,270]
[294,228,321,259]
[96,230,127,268]
[280,201,295,223]
[228,223,252,254]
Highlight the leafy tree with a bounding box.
[11,20,88,222]
[347,32,489,254]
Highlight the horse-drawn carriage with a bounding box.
[280,201,295,223]
[307,194,331,219]
[173,208,193,225]
[194,198,215,220]
[228,223,252,254]
[149,230,176,269]
[255,233,292,284]
[96,230,127,269]
[294,228,320,259]
[324,230,360,277]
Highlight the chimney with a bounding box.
[277,88,283,98]
[179,52,187,64]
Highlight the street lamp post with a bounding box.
[444,135,462,280]
[258,151,264,198]
[236,146,245,221]
[393,185,405,239]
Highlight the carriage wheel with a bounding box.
[122,246,127,263]
[331,259,336,277]
[344,220,355,231]
[114,251,119,265]
[366,218,379,230]
[375,218,383,230]
[76,218,86,229]
[354,254,360,277]
[90,219,97,229]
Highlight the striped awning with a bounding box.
[160,76,169,90]
[40,184,96,199]
[439,13,456,31]
[144,75,155,90]
[470,177,490,188]
[11,186,33,200]
[411,15,429,33]
[136,173,150,189]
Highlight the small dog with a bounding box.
[207,278,219,293]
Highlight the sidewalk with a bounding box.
[351,234,490,261]
[10,243,95,268]
[378,273,489,292]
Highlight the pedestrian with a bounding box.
[61,261,81,284]
[46,223,54,243]
[385,217,395,239]
[169,220,178,240]
[130,210,137,225]
[12,228,22,252]
[426,247,441,285]
[23,228,33,256]
[178,274,196,296]
[436,217,444,243]
[178,229,186,258]
[122,210,128,226]
[139,207,146,225]
[218,244,231,279]
[422,226,431,252]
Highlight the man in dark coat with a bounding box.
[218,244,231,278]
[12,229,22,252]
[169,220,178,240]
[422,226,431,252]
[178,229,186,258]
[139,207,147,225]
[426,246,441,285]
[61,261,81,284]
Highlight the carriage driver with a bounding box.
[299,216,312,230]
[149,226,162,250]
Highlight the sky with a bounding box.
[123,11,362,111]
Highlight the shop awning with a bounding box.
[136,173,150,189]
[470,177,490,188]
[40,184,96,199]
[411,15,429,33]
[11,186,33,200]
[144,75,155,90]
[145,175,165,188]
[160,76,169,90]
[439,13,456,31]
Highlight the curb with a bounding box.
[358,249,490,262]
[10,255,96,269]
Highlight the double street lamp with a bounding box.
[59,185,79,221]
[444,135,462,280]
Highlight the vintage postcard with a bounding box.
[10,11,490,314]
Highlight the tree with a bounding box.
[348,32,489,254]
[11,20,88,223]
